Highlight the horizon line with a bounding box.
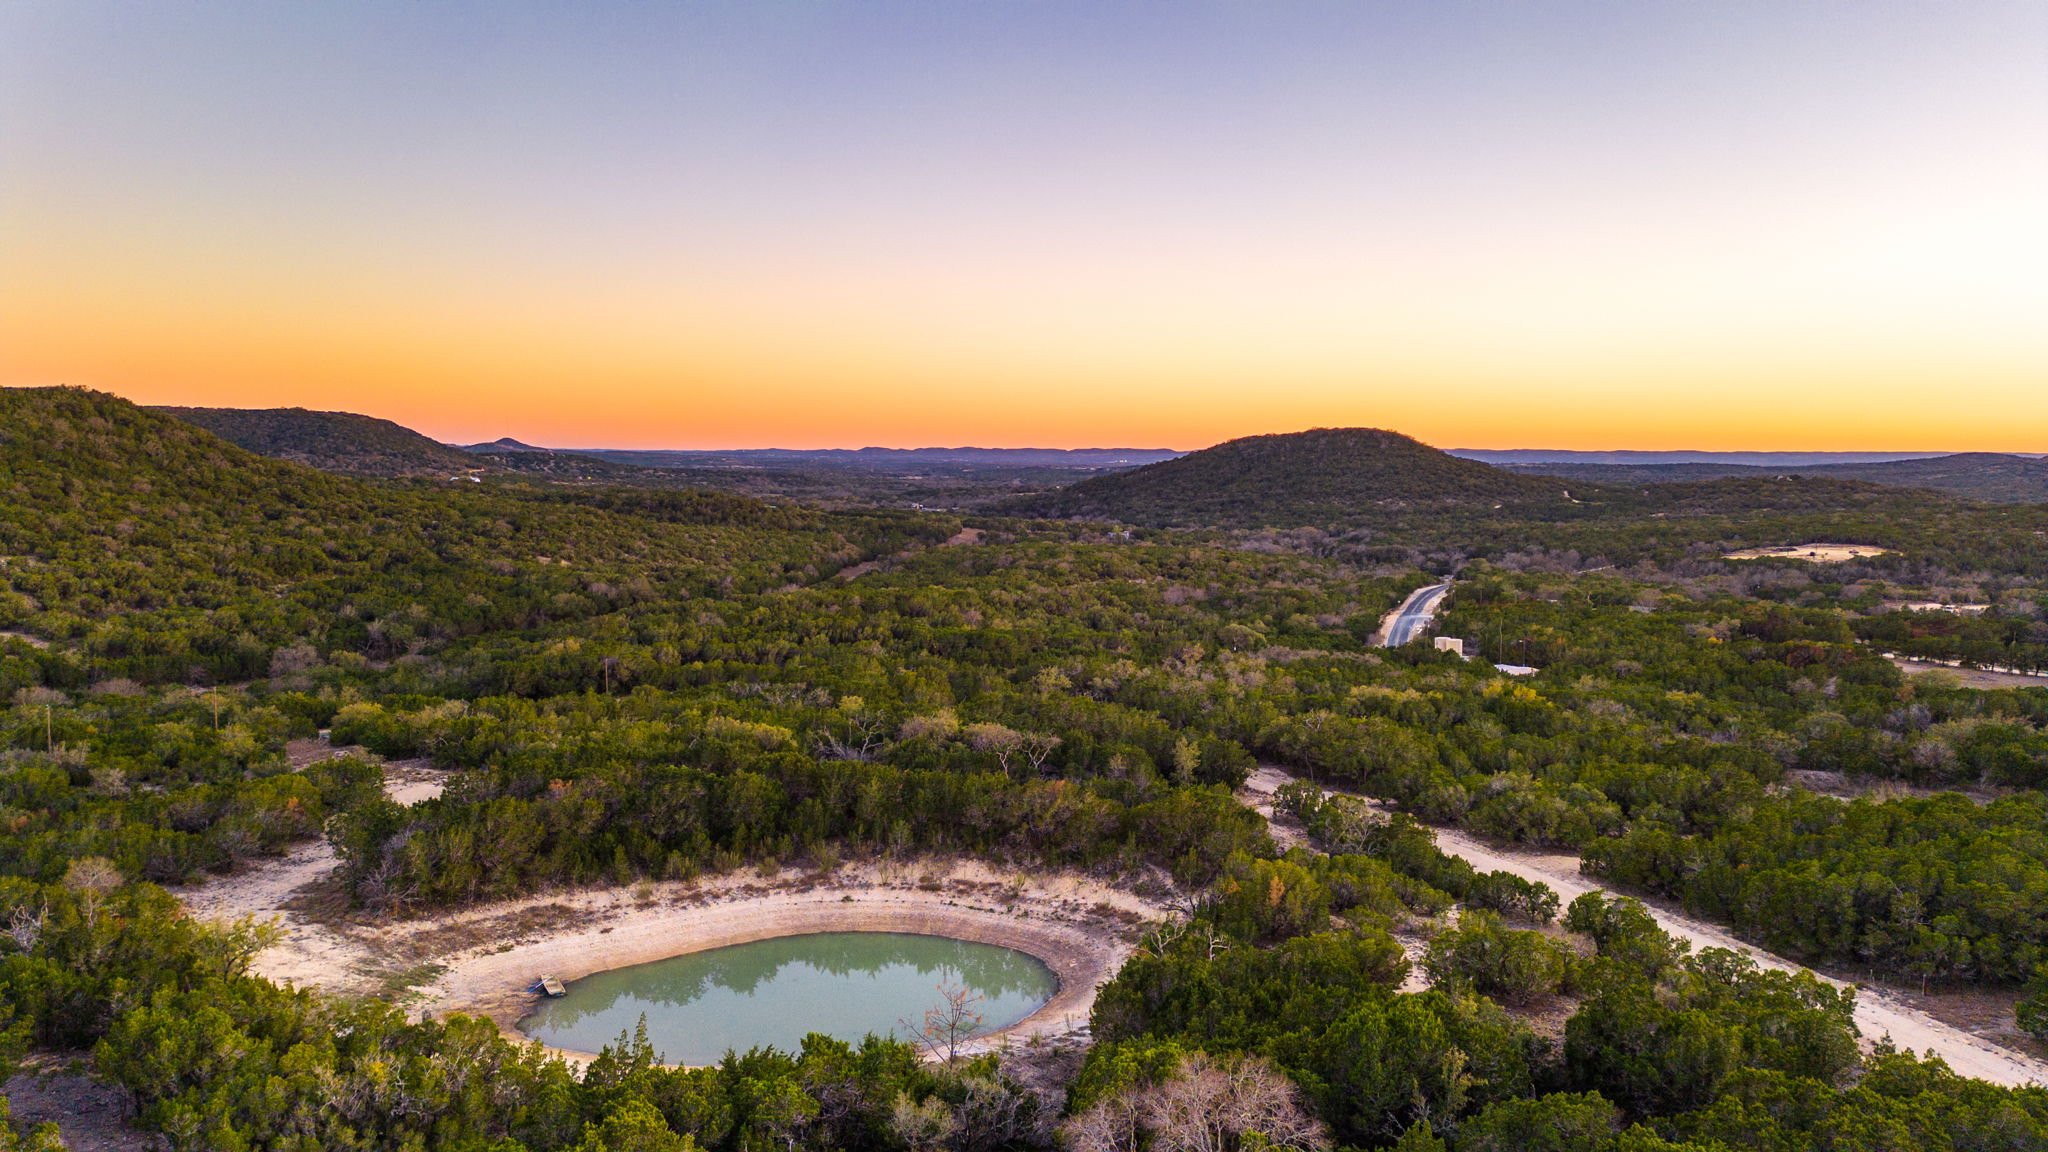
[15,385,2043,458]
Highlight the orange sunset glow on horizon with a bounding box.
[4,3,2044,452]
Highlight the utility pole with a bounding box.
[46,704,53,752]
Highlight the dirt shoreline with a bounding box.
[178,850,1172,1064]
[425,873,1152,1062]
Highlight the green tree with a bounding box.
[573,1098,699,1152]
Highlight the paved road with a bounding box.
[1379,581,1451,646]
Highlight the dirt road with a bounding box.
[1888,655,2048,691]
[1241,767,2047,1088]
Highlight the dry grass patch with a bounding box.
[1723,542,1892,563]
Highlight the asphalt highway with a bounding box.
[1380,581,1451,646]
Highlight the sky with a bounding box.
[3,2,2044,451]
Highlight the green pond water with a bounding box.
[519,932,1059,1064]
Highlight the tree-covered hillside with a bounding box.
[1010,428,2048,597]
[153,405,481,477]
[1010,428,2031,545]
[1502,452,2048,504]
[0,387,930,681]
[1017,428,1570,525]
[158,403,713,489]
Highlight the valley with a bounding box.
[7,7,2040,1147]
[4,389,2047,1152]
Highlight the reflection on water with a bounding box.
[520,931,1058,1064]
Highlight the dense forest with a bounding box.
[4,388,2047,1150]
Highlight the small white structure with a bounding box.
[1493,663,1537,677]
[1433,637,1467,657]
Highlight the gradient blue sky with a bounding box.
[3,2,2043,448]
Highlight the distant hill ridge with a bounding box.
[154,406,479,476]
[155,408,696,485]
[467,437,550,453]
[504,445,1183,471]
[1017,427,1569,526]
[118,401,2048,508]
[0,387,822,637]
[1497,451,2048,504]
[1450,448,1971,467]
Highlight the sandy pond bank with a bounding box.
[179,849,1174,1063]
[423,865,1165,1060]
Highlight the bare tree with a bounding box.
[1136,921,1186,959]
[1064,1091,1143,1152]
[889,1073,1042,1152]
[846,707,889,755]
[1192,923,1232,961]
[5,901,46,954]
[1021,733,1062,775]
[898,709,960,743]
[63,856,123,967]
[889,1093,955,1152]
[812,708,889,762]
[902,980,985,1063]
[951,1070,1049,1152]
[1064,1052,1329,1152]
[63,856,121,901]
[743,682,808,708]
[964,723,1024,773]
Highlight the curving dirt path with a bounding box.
[1241,767,2047,1088]
[176,837,379,992]
[831,525,984,583]
[1888,655,2048,690]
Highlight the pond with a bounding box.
[518,931,1060,1064]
